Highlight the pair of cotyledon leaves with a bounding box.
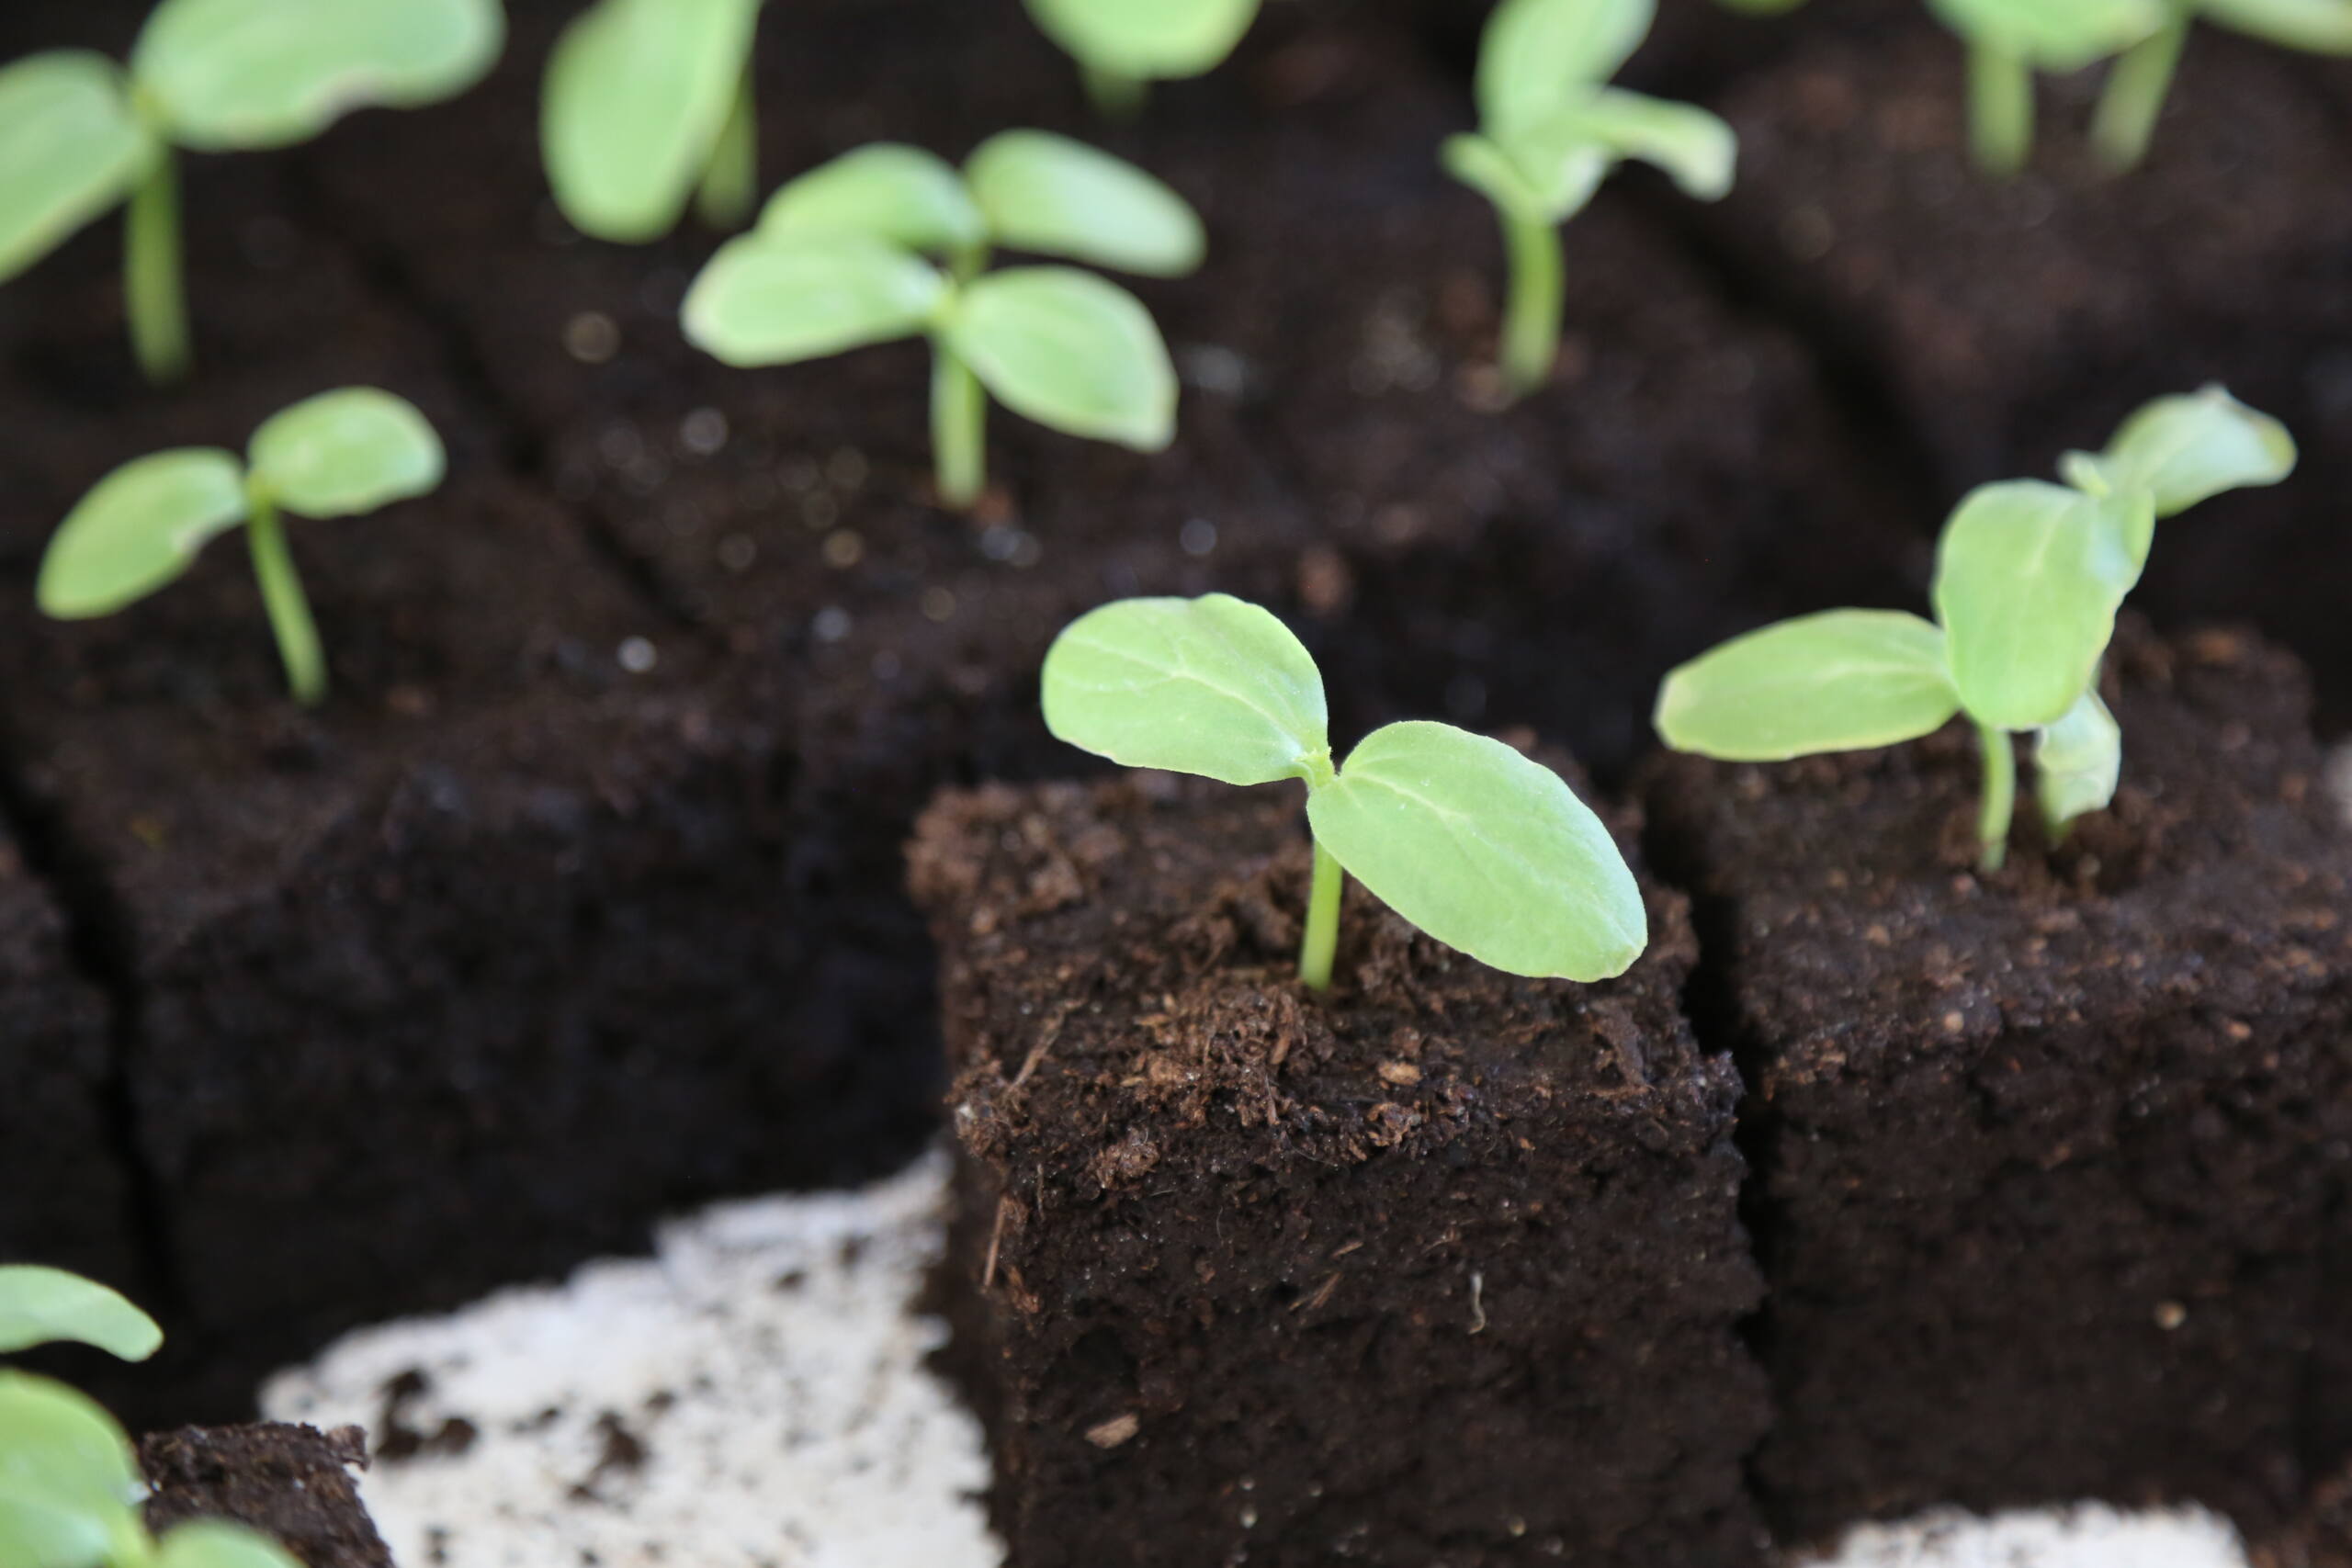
[1023,0,1261,81]
[0,0,502,287]
[1043,594,1647,983]
[1656,386,2294,824]
[39,389,444,620]
[1928,0,2352,65]
[1442,0,1736,226]
[685,132,1197,452]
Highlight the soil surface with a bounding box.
[141,1421,392,1568]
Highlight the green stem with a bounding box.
[694,63,758,231]
[246,493,325,705]
[1966,41,2034,177]
[2091,16,2188,173]
[1498,207,1564,400]
[1975,720,2016,873]
[1299,839,1342,991]
[1080,63,1147,120]
[124,148,189,384]
[932,343,986,509]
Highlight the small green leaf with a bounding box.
[1655,609,1961,761]
[1022,0,1260,80]
[1485,119,1612,220]
[757,144,985,257]
[158,1520,306,1568]
[1306,722,1645,982]
[0,1269,162,1361]
[1440,132,1567,223]
[1925,0,2163,66]
[944,267,1177,450]
[2201,0,2352,51]
[1555,87,1736,200]
[0,52,153,286]
[965,130,1204,277]
[248,388,443,520]
[0,1374,145,1557]
[543,0,762,243]
[1042,593,1328,787]
[133,0,504,152]
[683,233,946,367]
[40,448,249,619]
[2079,385,2296,538]
[2035,686,2121,836]
[1932,479,2141,732]
[1476,0,1656,139]
[0,1489,118,1568]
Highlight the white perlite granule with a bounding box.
[1796,1504,2248,1567]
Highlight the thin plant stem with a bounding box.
[931,344,987,509]
[1298,839,1343,991]
[1080,63,1147,120]
[2091,17,2188,173]
[694,63,759,231]
[1975,720,2017,873]
[1966,41,2034,177]
[125,148,189,384]
[1498,207,1563,400]
[245,494,325,705]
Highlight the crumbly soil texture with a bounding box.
[141,1421,393,1568]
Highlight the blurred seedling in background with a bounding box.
[2088,0,2352,170]
[684,130,1199,509]
[0,1265,299,1568]
[1656,386,2292,871]
[1042,593,1648,990]
[1442,0,1736,400]
[1023,0,1261,118]
[542,0,766,243]
[0,0,503,384]
[40,389,446,708]
[1925,0,2165,173]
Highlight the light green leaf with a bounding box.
[1925,0,2164,66]
[248,388,443,519]
[542,0,760,243]
[966,130,1204,278]
[1022,0,1260,79]
[1476,0,1656,139]
[2201,0,2352,51]
[1932,479,2140,731]
[0,1269,162,1361]
[683,233,946,367]
[1307,722,1645,982]
[1655,609,1961,761]
[1041,593,1328,787]
[0,1489,119,1568]
[158,1520,305,1568]
[2035,686,2121,836]
[133,0,504,152]
[757,144,985,257]
[0,52,154,286]
[944,267,1177,450]
[1557,87,1736,200]
[2077,385,2296,546]
[40,448,249,619]
[1487,118,1613,220]
[0,1373,145,1566]
[1440,132,1567,223]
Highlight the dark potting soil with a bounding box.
[1640,623,2352,1545]
[141,1422,393,1568]
[910,765,1770,1568]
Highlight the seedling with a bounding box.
[2091,0,2352,170]
[0,0,503,384]
[1023,0,1261,117]
[1925,0,2167,173]
[0,1267,299,1568]
[1041,593,1647,989]
[39,388,446,707]
[542,0,766,243]
[1442,0,1736,400]
[1655,386,2292,870]
[685,130,1199,508]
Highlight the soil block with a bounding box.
[910,764,1770,1567]
[1641,625,2352,1543]
[141,1422,393,1568]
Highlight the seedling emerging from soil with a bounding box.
[0,1268,298,1568]
[2092,1,2352,171]
[39,388,446,707]
[1655,386,2292,870]
[542,0,766,242]
[1927,0,2166,173]
[686,131,1195,508]
[1442,0,1736,400]
[1042,593,1647,989]
[1024,0,1261,118]
[0,0,503,383]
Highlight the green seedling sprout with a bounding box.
[684,130,1199,509]
[1655,385,2292,871]
[1925,0,2168,173]
[542,0,767,243]
[1442,0,1736,401]
[2090,0,2352,170]
[38,388,446,707]
[1042,593,1647,990]
[0,1267,300,1568]
[1023,0,1261,118]
[0,0,503,384]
